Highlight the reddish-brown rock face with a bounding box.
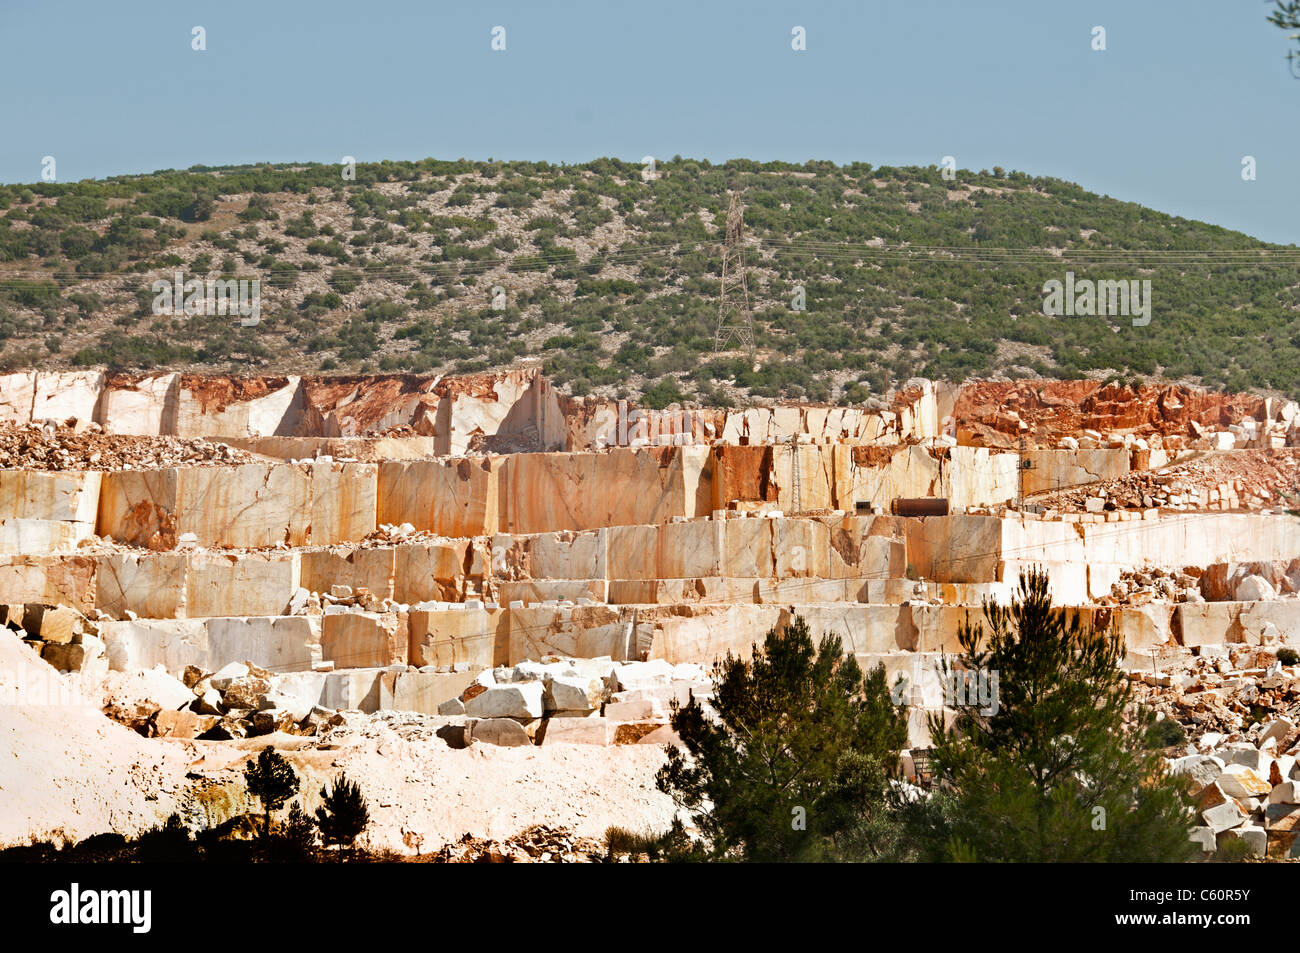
[953,379,1268,447]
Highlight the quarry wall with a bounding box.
[4,446,1140,553]
[4,372,1299,742]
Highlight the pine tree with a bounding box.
[911,568,1197,862]
[657,615,909,861]
[278,801,318,861]
[315,774,370,859]
[243,746,300,842]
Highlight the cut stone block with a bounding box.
[540,717,610,745]
[310,461,377,544]
[186,551,299,618]
[96,552,185,620]
[321,611,407,669]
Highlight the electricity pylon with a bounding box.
[713,192,755,355]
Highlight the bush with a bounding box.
[1278,647,1299,666]
[1146,717,1188,750]
[133,813,197,862]
[603,819,698,862]
[329,269,361,293]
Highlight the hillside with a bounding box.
[0,157,1297,406]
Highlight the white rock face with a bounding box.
[463,681,545,720]
[32,371,103,423]
[99,373,178,435]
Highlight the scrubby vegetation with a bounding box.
[0,157,1296,401]
[0,757,372,864]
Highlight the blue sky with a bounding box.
[3,0,1297,243]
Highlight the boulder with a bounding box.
[190,687,222,715]
[1236,575,1277,602]
[147,708,214,739]
[437,697,466,716]
[221,675,273,711]
[463,681,545,720]
[1202,798,1246,834]
[32,605,89,644]
[302,706,335,732]
[256,690,313,722]
[1224,743,1271,775]
[539,717,610,745]
[121,666,195,712]
[633,724,683,746]
[545,673,606,712]
[1269,781,1300,805]
[1168,754,1224,790]
[210,662,250,691]
[1217,765,1273,799]
[510,661,549,683]
[1221,824,1267,857]
[1188,826,1217,853]
[251,708,297,734]
[1271,755,1296,785]
[41,636,106,675]
[1261,717,1294,748]
[201,716,248,740]
[263,671,327,715]
[612,659,674,692]
[466,717,533,747]
[604,696,667,721]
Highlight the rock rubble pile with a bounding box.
[0,420,252,470]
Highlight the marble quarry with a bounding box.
[3,370,1298,749]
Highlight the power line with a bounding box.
[2,237,1298,286]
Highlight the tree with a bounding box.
[243,746,300,842]
[315,774,370,859]
[909,569,1197,862]
[277,801,318,861]
[1268,1,1300,75]
[656,615,909,861]
[183,192,215,222]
